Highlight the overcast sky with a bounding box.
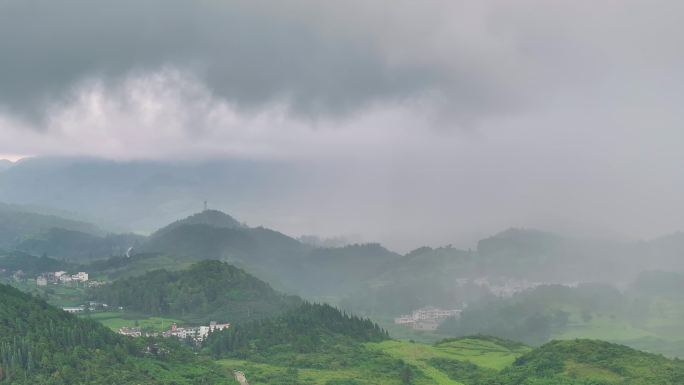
[1,0,684,250]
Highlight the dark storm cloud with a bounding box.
[0,0,499,119]
[2,0,684,122]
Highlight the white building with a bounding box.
[59,275,72,283]
[165,321,231,342]
[394,307,461,331]
[36,276,48,286]
[62,306,84,313]
[411,307,461,320]
[71,272,89,282]
[119,327,142,337]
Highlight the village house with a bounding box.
[59,274,72,283]
[159,321,231,343]
[62,306,85,313]
[36,276,48,286]
[119,327,142,337]
[71,272,89,282]
[54,271,67,279]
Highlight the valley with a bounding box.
[3,205,684,384]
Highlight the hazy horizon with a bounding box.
[3,0,684,252]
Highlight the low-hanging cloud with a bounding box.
[2,0,684,250]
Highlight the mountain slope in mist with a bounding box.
[0,156,301,234]
[0,202,103,250]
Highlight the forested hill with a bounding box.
[0,283,234,384]
[497,339,684,384]
[204,302,389,358]
[89,260,301,323]
[149,209,243,238]
[141,222,308,264]
[0,283,122,383]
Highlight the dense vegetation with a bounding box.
[89,260,301,323]
[0,283,235,384]
[205,302,389,359]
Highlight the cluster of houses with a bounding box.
[118,321,230,344]
[62,301,112,314]
[36,270,89,286]
[394,307,462,331]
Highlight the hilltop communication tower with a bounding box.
[203,200,208,211]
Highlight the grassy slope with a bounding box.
[500,339,684,384]
[218,337,530,385]
[550,300,684,357]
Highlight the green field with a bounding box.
[82,311,183,332]
[371,338,530,371]
[217,337,530,385]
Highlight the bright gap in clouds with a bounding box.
[0,68,446,162]
[0,154,26,162]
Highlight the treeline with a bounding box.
[89,260,301,323]
[0,284,125,382]
[204,302,389,358]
